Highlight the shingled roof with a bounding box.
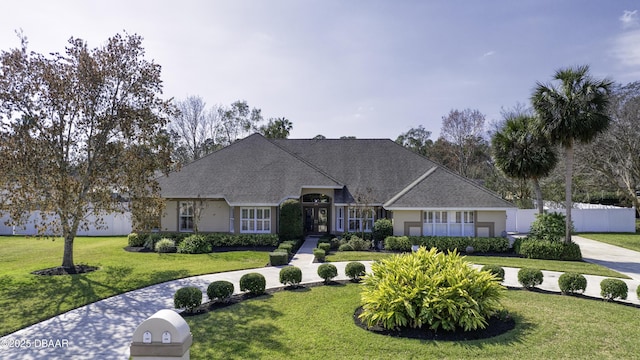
[158,133,514,209]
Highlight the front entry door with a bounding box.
[304,206,329,234]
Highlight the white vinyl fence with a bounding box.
[506,207,636,234]
[0,211,132,236]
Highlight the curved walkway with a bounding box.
[1,236,639,359]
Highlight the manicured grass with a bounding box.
[465,256,629,279]
[187,283,640,359]
[327,251,627,278]
[0,236,268,336]
[579,233,640,253]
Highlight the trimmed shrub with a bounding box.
[317,263,338,284]
[518,239,582,261]
[240,273,266,295]
[277,243,293,255]
[384,236,412,252]
[338,243,354,251]
[279,199,303,240]
[481,264,505,282]
[128,232,145,247]
[558,272,587,295]
[269,252,289,266]
[345,261,366,281]
[206,233,279,247]
[406,236,510,254]
[600,278,628,301]
[347,236,371,251]
[174,286,202,312]
[359,248,505,332]
[372,219,393,248]
[207,281,234,302]
[317,242,331,253]
[529,212,573,242]
[637,284,640,300]
[518,268,543,289]
[313,248,326,262]
[329,237,341,250]
[143,233,161,250]
[155,238,176,253]
[279,266,302,286]
[177,234,211,254]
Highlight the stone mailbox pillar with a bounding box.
[130,309,193,360]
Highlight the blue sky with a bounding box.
[2,1,639,139]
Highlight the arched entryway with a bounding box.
[302,193,331,234]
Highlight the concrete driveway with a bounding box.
[572,235,640,281]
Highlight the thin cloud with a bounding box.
[620,10,638,29]
[613,30,640,67]
[482,51,496,58]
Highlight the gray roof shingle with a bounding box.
[158,133,515,209]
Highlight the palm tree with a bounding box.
[491,115,558,214]
[532,65,612,243]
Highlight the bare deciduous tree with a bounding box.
[440,109,487,177]
[169,95,221,164]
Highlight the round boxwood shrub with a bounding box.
[345,261,366,282]
[481,264,505,282]
[518,268,543,289]
[279,266,302,287]
[313,248,326,262]
[174,286,202,312]
[317,242,331,253]
[317,263,338,284]
[338,243,354,252]
[128,232,145,247]
[240,272,266,295]
[207,280,234,302]
[558,272,587,295]
[600,278,628,301]
[359,248,505,332]
[155,238,176,253]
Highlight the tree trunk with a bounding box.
[532,178,544,215]
[62,234,75,269]
[564,145,574,243]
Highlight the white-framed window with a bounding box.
[336,207,344,232]
[179,201,194,232]
[348,207,374,232]
[423,210,474,236]
[240,207,271,233]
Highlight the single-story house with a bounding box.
[157,133,515,237]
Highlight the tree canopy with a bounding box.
[0,32,173,269]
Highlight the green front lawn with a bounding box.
[327,251,627,278]
[0,236,269,336]
[187,283,640,359]
[579,232,640,253]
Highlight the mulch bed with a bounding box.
[31,264,99,276]
[353,306,515,341]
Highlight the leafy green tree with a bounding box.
[0,33,173,270]
[260,117,293,139]
[216,100,262,145]
[532,65,612,242]
[395,125,433,157]
[491,115,558,213]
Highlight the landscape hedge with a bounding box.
[154,233,279,248]
[385,236,510,253]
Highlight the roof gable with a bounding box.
[157,134,342,205]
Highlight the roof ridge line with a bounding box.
[383,166,438,208]
[266,137,344,186]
